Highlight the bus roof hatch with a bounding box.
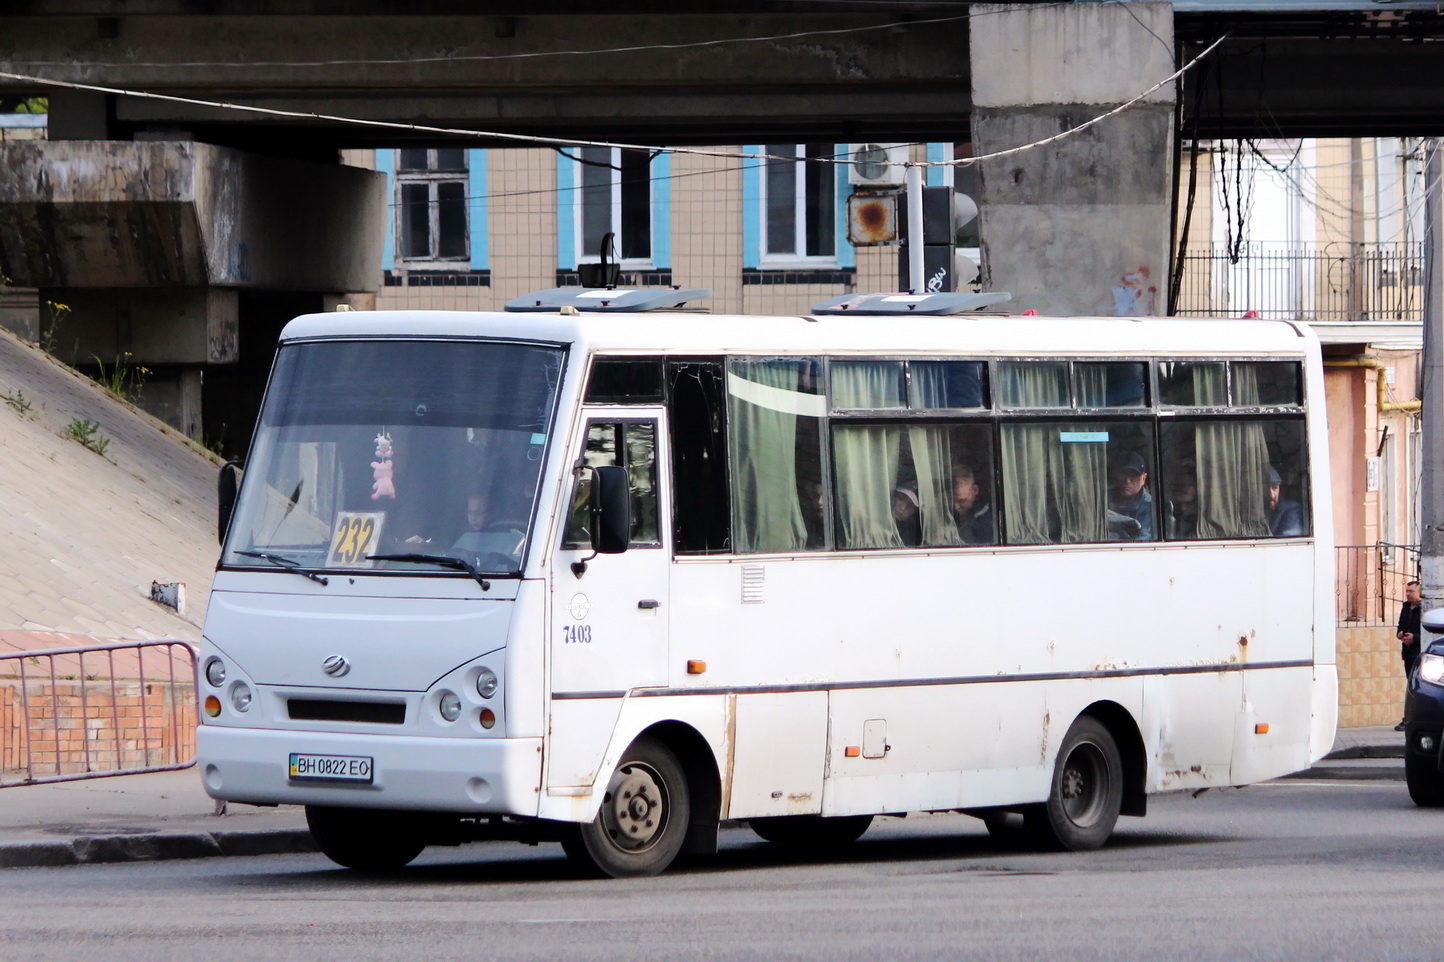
[504,287,713,313]
[810,291,1012,316]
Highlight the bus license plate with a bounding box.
[289,753,374,783]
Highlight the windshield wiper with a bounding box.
[366,553,493,591]
[235,550,330,586]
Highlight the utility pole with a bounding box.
[1420,139,1443,613]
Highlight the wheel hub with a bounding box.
[601,762,667,852]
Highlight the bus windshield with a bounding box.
[222,339,565,577]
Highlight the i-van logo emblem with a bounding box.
[321,654,352,677]
[567,593,592,620]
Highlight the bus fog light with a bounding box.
[476,668,498,699]
[1420,653,1444,685]
[205,658,226,688]
[230,682,252,712]
[479,708,496,729]
[204,695,222,717]
[439,691,462,721]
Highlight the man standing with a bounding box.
[1397,580,1423,731]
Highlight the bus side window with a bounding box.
[727,357,824,553]
[562,421,660,548]
[668,360,732,555]
[1158,419,1308,540]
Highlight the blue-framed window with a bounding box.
[744,144,853,272]
[378,148,488,274]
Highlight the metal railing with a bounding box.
[0,639,197,787]
[1175,242,1424,321]
[1336,543,1419,628]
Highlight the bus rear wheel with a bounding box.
[750,814,873,847]
[1028,716,1123,851]
[305,806,427,870]
[561,735,690,878]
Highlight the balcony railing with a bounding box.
[1175,242,1424,322]
[1336,543,1419,628]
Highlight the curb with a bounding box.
[0,828,316,869]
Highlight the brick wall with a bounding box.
[0,681,195,777]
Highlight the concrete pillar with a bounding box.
[970,2,1175,316]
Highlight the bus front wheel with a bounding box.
[305,806,427,870]
[561,735,690,878]
[1028,716,1123,851]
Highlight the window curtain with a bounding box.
[1194,364,1271,538]
[1000,361,1068,408]
[831,361,903,409]
[833,424,904,548]
[1001,423,1108,544]
[909,424,963,546]
[1074,364,1109,407]
[727,360,814,552]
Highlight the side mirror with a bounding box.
[1423,608,1444,637]
[590,465,631,555]
[217,461,243,544]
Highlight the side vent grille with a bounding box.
[741,564,765,604]
[288,699,406,724]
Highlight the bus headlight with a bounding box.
[476,668,498,699]
[439,691,462,722]
[205,658,227,688]
[1420,653,1444,686]
[230,682,252,712]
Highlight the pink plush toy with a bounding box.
[371,433,396,500]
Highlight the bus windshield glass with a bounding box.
[222,339,565,577]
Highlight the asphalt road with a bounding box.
[4,779,1441,961]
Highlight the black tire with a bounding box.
[1028,716,1123,851]
[1406,750,1444,807]
[749,814,873,847]
[305,806,427,870]
[561,735,690,878]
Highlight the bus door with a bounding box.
[550,413,671,697]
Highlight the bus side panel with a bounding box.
[824,682,1050,815]
[1229,665,1316,784]
[728,692,827,819]
[1142,672,1240,792]
[538,694,729,823]
[506,579,548,738]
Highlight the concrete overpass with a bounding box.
[0,1,1441,445]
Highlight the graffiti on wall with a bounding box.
[1111,265,1158,316]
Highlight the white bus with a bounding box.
[196,295,1336,877]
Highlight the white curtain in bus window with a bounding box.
[1075,362,1146,408]
[1000,423,1108,544]
[998,361,1069,408]
[906,424,965,547]
[830,360,904,410]
[911,361,986,409]
[833,424,906,549]
[727,359,823,552]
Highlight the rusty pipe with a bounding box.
[1324,356,1423,413]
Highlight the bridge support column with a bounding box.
[969,2,1175,316]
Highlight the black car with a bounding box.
[1403,609,1444,806]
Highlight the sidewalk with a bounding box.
[0,726,1408,870]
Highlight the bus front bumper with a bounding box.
[197,725,543,816]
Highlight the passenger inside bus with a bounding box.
[1108,451,1154,541]
[951,465,995,545]
[1165,458,1200,540]
[1266,466,1305,537]
[892,480,922,547]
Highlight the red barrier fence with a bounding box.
[0,639,197,787]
